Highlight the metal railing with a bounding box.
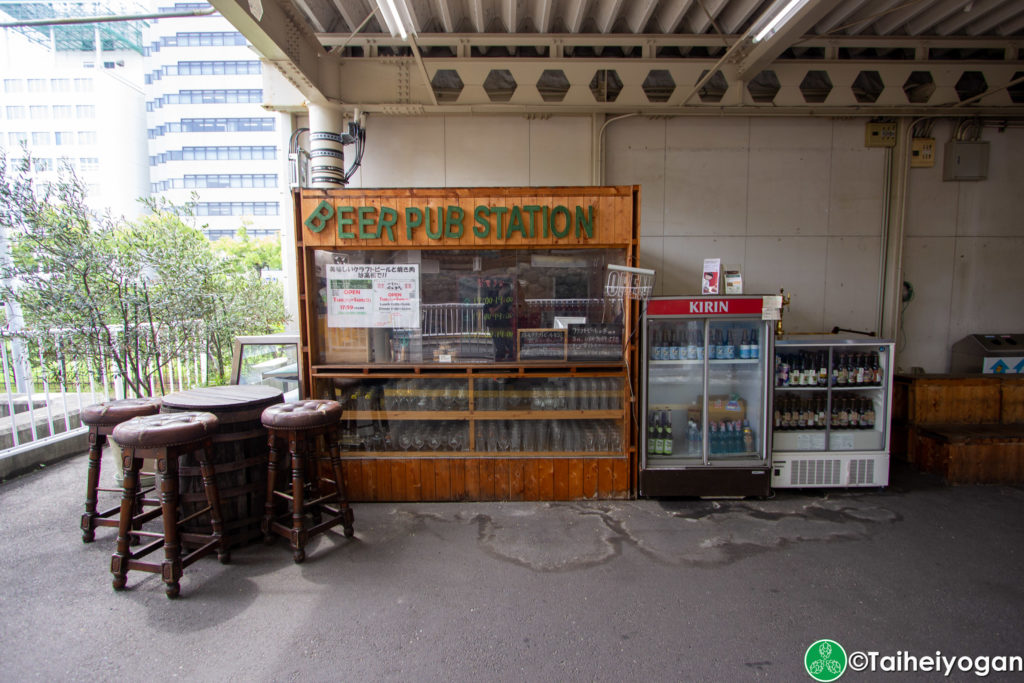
[0,327,207,454]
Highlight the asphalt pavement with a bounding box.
[1,454,1023,682]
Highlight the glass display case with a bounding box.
[771,335,894,488]
[294,185,641,501]
[640,296,777,498]
[311,248,627,366]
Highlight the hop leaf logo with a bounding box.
[804,639,847,681]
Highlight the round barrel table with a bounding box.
[161,385,283,547]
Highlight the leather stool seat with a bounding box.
[110,411,228,598]
[82,398,162,427]
[80,397,161,543]
[112,412,218,449]
[261,399,353,563]
[261,400,343,430]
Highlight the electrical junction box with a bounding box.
[910,138,935,168]
[865,121,897,147]
[943,140,989,181]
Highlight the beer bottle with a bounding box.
[862,397,876,429]
[662,410,673,455]
[871,352,882,385]
[836,354,848,386]
[648,410,658,455]
[815,396,827,429]
[818,351,828,387]
[849,397,860,428]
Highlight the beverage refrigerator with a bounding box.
[640,296,778,498]
[770,334,894,488]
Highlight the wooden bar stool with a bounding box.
[261,400,354,563]
[110,412,228,598]
[80,398,161,543]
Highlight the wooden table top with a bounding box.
[161,385,283,412]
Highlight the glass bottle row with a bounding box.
[773,394,877,431]
[651,322,760,361]
[337,378,620,413]
[775,350,883,387]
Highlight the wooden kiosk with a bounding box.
[294,186,641,501]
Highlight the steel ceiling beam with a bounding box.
[210,0,337,105]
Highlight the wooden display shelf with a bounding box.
[336,456,631,502]
[340,451,622,458]
[295,186,641,501]
[343,409,623,421]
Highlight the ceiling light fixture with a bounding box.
[378,0,410,39]
[752,0,812,43]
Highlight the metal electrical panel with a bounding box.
[910,138,936,168]
[865,121,897,147]
[942,140,989,181]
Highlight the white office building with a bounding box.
[142,2,293,239]
[0,2,149,219]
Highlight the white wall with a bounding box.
[348,114,593,188]
[606,116,888,337]
[901,121,1024,373]
[315,112,1024,374]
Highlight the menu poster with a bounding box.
[326,263,420,328]
[567,323,623,361]
[518,329,566,361]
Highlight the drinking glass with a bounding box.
[427,424,443,452]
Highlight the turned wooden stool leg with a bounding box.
[263,430,281,544]
[308,432,324,526]
[327,427,354,537]
[81,428,104,542]
[110,448,141,591]
[158,452,183,599]
[197,437,231,565]
[290,432,307,563]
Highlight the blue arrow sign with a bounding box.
[1015,358,1024,373]
[991,360,1009,374]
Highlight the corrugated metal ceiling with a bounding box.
[308,0,1024,40]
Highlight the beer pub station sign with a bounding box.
[305,200,597,243]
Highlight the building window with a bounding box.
[3,79,24,93]
[79,157,99,171]
[195,202,279,216]
[165,32,247,47]
[29,105,49,119]
[173,60,261,75]
[77,131,98,145]
[74,78,94,92]
[33,158,54,172]
[8,132,28,145]
[27,78,47,92]
[163,89,263,104]
[50,78,71,92]
[182,174,278,188]
[52,105,73,118]
[149,145,277,165]
[76,105,96,118]
[31,132,51,145]
[55,131,74,145]
[6,106,26,119]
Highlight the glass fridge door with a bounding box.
[705,319,767,463]
[644,319,705,468]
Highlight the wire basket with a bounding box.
[605,265,656,302]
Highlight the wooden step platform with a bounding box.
[914,424,1024,485]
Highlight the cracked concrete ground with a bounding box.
[2,454,1023,681]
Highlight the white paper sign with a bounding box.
[326,263,419,328]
